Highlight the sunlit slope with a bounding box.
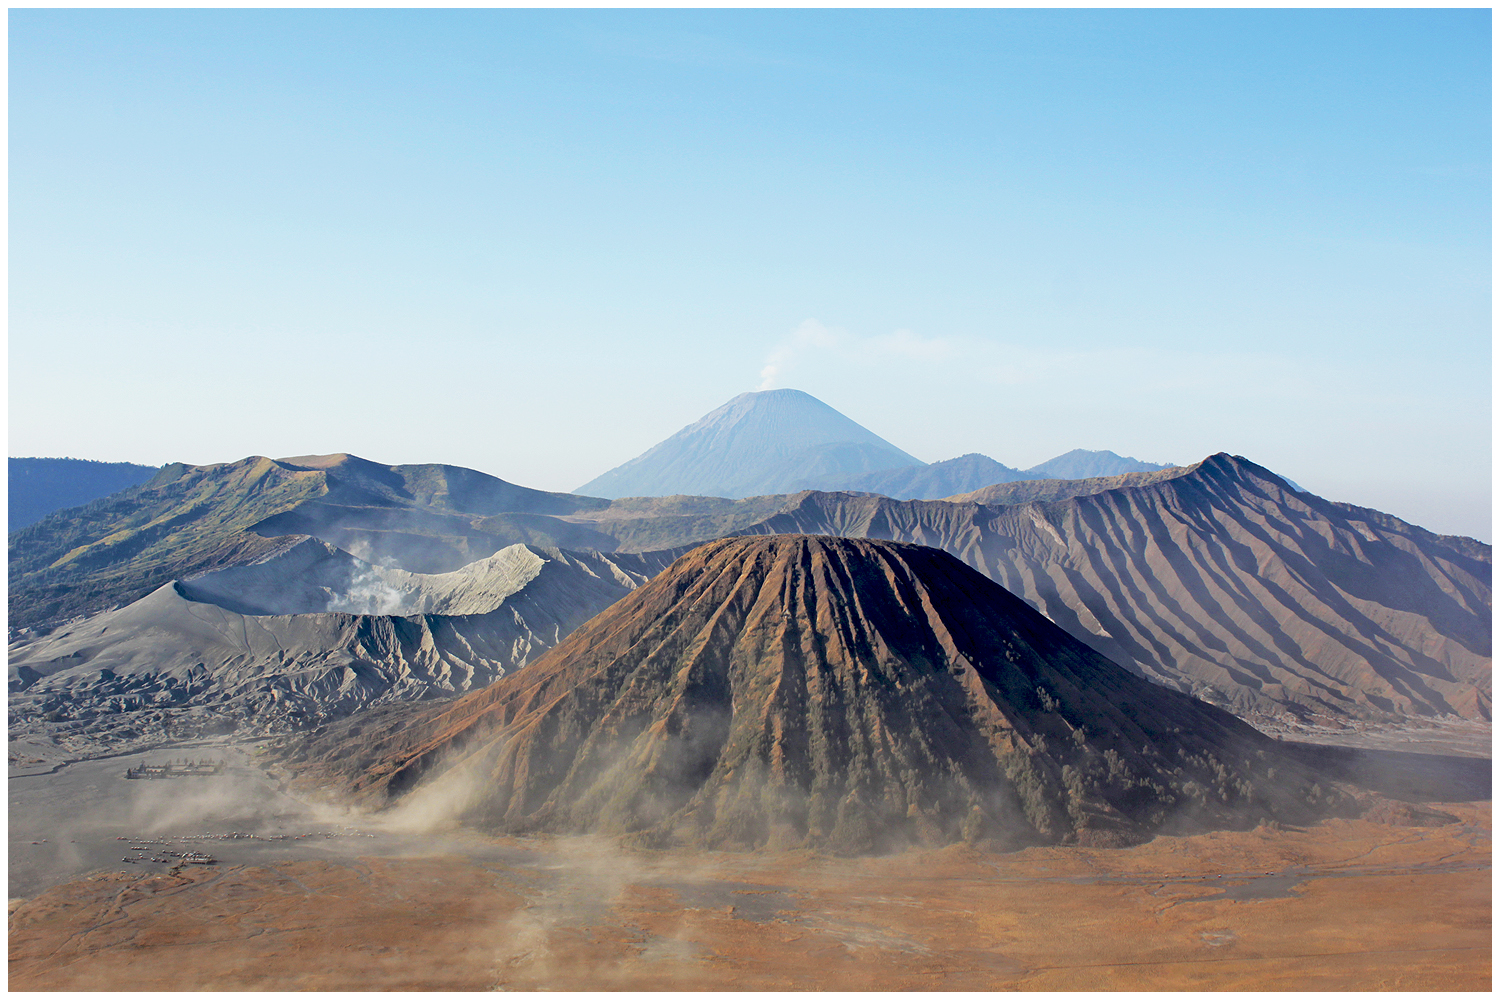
[575,388,923,499]
[287,536,1345,854]
[744,454,1491,722]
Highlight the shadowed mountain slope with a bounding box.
[286,536,1346,854]
[574,389,923,499]
[742,455,1490,723]
[8,457,161,532]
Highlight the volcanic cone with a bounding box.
[293,535,1346,852]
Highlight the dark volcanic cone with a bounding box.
[289,535,1346,853]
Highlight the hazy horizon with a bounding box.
[9,9,1490,540]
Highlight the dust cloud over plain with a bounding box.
[8,744,358,897]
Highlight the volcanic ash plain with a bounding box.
[8,763,1490,991]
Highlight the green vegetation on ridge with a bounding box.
[9,457,328,632]
[8,453,613,633]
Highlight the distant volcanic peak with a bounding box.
[1167,452,1307,489]
[572,389,924,499]
[1191,451,1262,477]
[1023,449,1175,480]
[667,390,922,461]
[1205,453,1313,496]
[330,533,1342,853]
[943,452,1014,468]
[704,388,900,437]
[1189,453,1486,549]
[820,453,1027,500]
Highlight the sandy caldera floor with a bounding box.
[9,801,1489,991]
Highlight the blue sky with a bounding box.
[9,9,1491,538]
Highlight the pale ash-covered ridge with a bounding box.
[573,389,923,499]
[178,536,678,617]
[10,585,518,733]
[739,454,1490,723]
[8,542,681,741]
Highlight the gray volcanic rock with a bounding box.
[7,543,679,740]
[285,536,1346,854]
[573,389,923,499]
[741,455,1491,723]
[1023,449,1173,479]
[812,453,1027,499]
[8,457,160,532]
[178,537,678,618]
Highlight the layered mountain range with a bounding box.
[8,452,1175,636]
[9,385,1491,751]
[286,536,1346,853]
[573,389,1171,500]
[9,445,1489,730]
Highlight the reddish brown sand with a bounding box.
[10,803,1489,991]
